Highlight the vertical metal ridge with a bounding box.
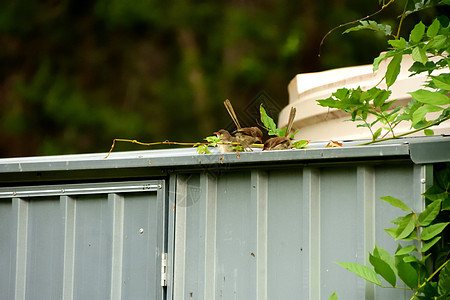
[414,165,428,213]
[61,196,76,300]
[357,166,375,299]
[12,197,28,300]
[303,168,320,300]
[173,175,188,300]
[166,175,177,300]
[252,170,268,300]
[109,193,124,300]
[201,173,217,300]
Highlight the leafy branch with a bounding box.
[318,8,450,143]
[331,165,450,299]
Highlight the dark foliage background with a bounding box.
[0,0,437,157]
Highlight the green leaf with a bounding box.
[403,255,419,263]
[438,262,450,296]
[384,227,398,238]
[335,262,382,286]
[395,245,418,256]
[426,35,448,51]
[430,74,450,90]
[373,244,397,275]
[412,47,428,65]
[422,236,441,252]
[292,140,309,149]
[412,104,444,127]
[369,253,397,286]
[328,291,338,300]
[380,196,412,211]
[373,53,387,71]
[427,19,441,38]
[388,38,407,49]
[418,200,442,226]
[396,213,416,240]
[410,22,425,43]
[386,54,402,88]
[423,184,448,201]
[344,20,392,36]
[397,261,419,288]
[260,105,283,136]
[421,222,450,241]
[289,130,299,139]
[372,88,392,107]
[372,128,382,140]
[409,89,450,105]
[424,129,434,136]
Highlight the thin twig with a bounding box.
[319,0,395,57]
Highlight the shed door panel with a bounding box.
[0,180,166,300]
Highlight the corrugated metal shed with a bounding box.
[0,136,449,300]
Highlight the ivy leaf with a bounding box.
[410,21,425,43]
[409,89,450,105]
[421,222,450,241]
[412,47,428,65]
[335,262,382,286]
[386,54,402,88]
[427,18,440,38]
[380,196,412,211]
[418,199,442,226]
[343,20,392,36]
[422,236,441,252]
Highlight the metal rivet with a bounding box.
[13,191,17,196]
[61,189,65,193]
[420,178,426,184]
[158,184,162,189]
[139,228,144,234]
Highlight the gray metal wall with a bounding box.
[1,138,446,300]
[0,181,166,300]
[172,163,427,300]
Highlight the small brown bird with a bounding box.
[224,99,263,149]
[214,129,238,153]
[263,107,296,151]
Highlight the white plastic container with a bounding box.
[280,54,450,141]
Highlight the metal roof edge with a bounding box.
[408,138,450,164]
[1,136,449,174]
[0,142,412,174]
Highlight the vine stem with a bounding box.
[359,115,450,145]
[105,138,210,158]
[105,138,264,158]
[395,0,410,40]
[409,259,450,300]
[318,0,395,56]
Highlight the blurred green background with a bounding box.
[0,0,440,157]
